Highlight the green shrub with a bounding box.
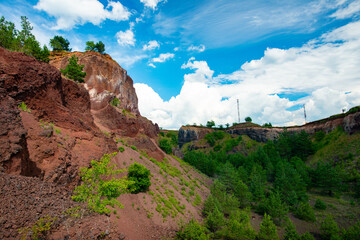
[294,202,316,222]
[18,101,31,113]
[130,145,137,151]
[118,146,125,152]
[110,97,121,107]
[72,153,130,214]
[342,221,360,240]
[320,215,340,240]
[159,138,172,154]
[314,198,327,210]
[176,219,209,240]
[284,219,300,240]
[19,215,57,240]
[127,162,151,193]
[300,232,315,240]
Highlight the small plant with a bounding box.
[72,153,130,214]
[294,202,316,222]
[110,97,120,107]
[130,145,137,151]
[19,215,57,240]
[127,162,151,193]
[193,193,202,206]
[118,146,125,152]
[60,55,86,83]
[18,101,31,113]
[314,198,327,210]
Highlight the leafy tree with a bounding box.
[206,120,215,128]
[18,16,33,46]
[85,40,105,54]
[60,55,86,83]
[258,214,280,240]
[127,162,151,193]
[342,221,360,240]
[159,138,172,154]
[176,219,209,240]
[245,116,252,123]
[72,153,130,214]
[50,35,71,51]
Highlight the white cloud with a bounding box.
[135,21,360,129]
[143,40,160,50]
[187,44,206,53]
[181,57,214,83]
[148,63,156,68]
[34,0,131,30]
[116,27,135,46]
[112,53,147,68]
[174,47,179,51]
[140,0,166,10]
[152,53,174,63]
[331,0,360,19]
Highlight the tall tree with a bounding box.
[50,35,71,51]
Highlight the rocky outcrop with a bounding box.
[179,111,360,146]
[178,127,214,147]
[0,47,115,180]
[50,51,139,114]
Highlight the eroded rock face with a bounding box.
[50,51,139,114]
[179,112,360,146]
[178,127,214,147]
[0,47,115,180]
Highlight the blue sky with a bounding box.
[1,0,360,129]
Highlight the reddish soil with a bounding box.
[0,47,211,239]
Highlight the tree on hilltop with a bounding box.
[85,40,105,54]
[206,120,215,128]
[50,35,71,51]
[245,116,252,123]
[60,55,86,83]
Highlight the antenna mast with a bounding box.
[303,104,307,124]
[237,99,240,123]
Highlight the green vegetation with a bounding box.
[127,162,151,193]
[245,116,252,123]
[118,146,125,152]
[60,55,86,83]
[49,35,71,51]
[0,16,49,62]
[110,97,121,107]
[206,120,215,128]
[18,101,31,113]
[72,153,130,214]
[158,131,178,154]
[85,41,105,54]
[179,128,360,239]
[19,215,57,240]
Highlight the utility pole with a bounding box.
[303,104,307,124]
[237,99,240,123]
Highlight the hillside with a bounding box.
[0,47,211,239]
[175,113,360,239]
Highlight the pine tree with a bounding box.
[60,55,86,83]
[258,214,279,240]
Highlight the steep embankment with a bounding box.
[0,48,211,239]
[179,110,360,146]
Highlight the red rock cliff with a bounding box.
[50,51,139,114]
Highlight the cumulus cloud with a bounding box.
[140,0,166,10]
[148,63,156,68]
[331,0,360,19]
[34,0,131,30]
[143,40,160,50]
[152,53,174,62]
[116,24,135,46]
[187,44,206,53]
[135,21,360,129]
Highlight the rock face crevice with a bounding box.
[178,111,360,146]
